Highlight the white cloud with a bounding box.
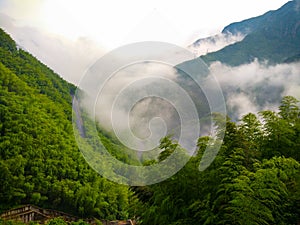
[189,32,245,56]
[0,13,104,85]
[227,93,259,117]
[210,60,300,119]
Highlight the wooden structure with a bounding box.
[0,205,79,224]
[0,205,135,225]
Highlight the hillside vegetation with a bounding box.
[0,28,139,220]
[0,23,299,225]
[136,96,300,225]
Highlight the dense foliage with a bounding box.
[136,96,300,225]
[0,28,138,220]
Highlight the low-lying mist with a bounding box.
[86,59,300,154]
[212,60,300,120]
[92,62,203,153]
[189,32,245,57]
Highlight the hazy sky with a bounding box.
[0,0,289,48]
[0,0,292,84]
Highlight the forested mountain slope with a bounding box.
[200,0,300,66]
[0,27,139,220]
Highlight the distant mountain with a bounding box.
[199,0,300,66]
[180,1,300,120]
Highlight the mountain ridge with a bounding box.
[198,0,300,66]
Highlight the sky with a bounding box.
[0,0,290,48]
[0,0,291,84]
